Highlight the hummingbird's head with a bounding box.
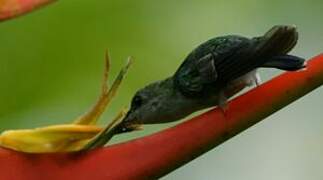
[115,77,203,133]
[115,78,175,133]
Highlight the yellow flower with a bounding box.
[0,51,132,153]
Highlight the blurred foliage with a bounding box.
[0,0,322,179]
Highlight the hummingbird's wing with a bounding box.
[174,35,254,96]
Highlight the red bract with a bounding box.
[0,0,56,22]
[0,54,322,180]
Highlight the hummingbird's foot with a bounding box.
[253,71,262,87]
[243,70,261,87]
[218,91,229,110]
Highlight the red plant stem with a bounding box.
[0,54,322,180]
[0,0,56,22]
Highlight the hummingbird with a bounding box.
[84,25,306,149]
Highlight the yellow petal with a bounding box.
[74,56,133,125]
[0,55,133,153]
[0,124,102,153]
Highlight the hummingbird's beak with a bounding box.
[113,123,143,134]
[113,112,143,134]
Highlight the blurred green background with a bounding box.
[1,0,323,179]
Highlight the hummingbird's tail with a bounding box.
[255,25,298,55]
[254,25,305,70]
[262,54,305,71]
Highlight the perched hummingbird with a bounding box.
[93,25,306,142]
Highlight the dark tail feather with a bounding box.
[262,55,306,71]
[254,25,299,56]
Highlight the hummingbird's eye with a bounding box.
[131,95,143,108]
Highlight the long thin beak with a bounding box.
[113,123,143,134]
[82,119,143,150]
[113,112,143,134]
